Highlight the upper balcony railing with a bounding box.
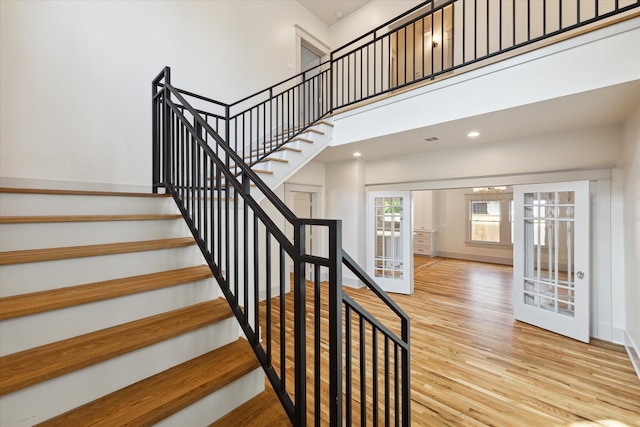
[331,0,639,110]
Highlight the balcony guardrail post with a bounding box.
[329,52,334,115]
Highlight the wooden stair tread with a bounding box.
[291,136,314,143]
[0,237,195,266]
[0,187,168,198]
[0,299,233,395]
[37,339,259,427]
[211,383,292,426]
[248,146,302,157]
[0,265,213,320]
[0,214,182,224]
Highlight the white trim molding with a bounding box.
[624,330,640,380]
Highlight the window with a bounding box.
[472,202,488,215]
[466,190,513,248]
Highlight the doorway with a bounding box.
[287,184,323,282]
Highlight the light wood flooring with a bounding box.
[260,257,640,426]
[369,257,640,426]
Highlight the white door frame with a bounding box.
[285,183,325,282]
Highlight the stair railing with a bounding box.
[153,66,411,426]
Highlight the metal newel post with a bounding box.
[293,219,307,426]
[162,67,172,187]
[152,75,159,193]
[328,220,343,426]
[225,104,231,168]
[402,317,411,426]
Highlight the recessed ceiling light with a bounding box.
[467,131,480,138]
[353,152,362,157]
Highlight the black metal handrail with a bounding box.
[153,67,411,425]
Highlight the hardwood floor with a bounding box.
[261,257,640,426]
[370,257,640,426]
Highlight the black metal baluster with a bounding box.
[384,336,390,427]
[486,0,490,55]
[265,230,272,364]
[372,325,378,426]
[253,214,260,345]
[474,0,478,59]
[279,247,286,394]
[360,316,366,427]
[314,263,321,427]
[512,0,516,47]
[345,304,353,426]
[462,0,466,63]
[528,0,531,41]
[543,0,547,36]
[394,344,399,427]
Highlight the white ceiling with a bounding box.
[314,80,640,163]
[297,0,371,26]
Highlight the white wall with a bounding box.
[434,189,513,264]
[325,159,367,286]
[622,101,640,367]
[329,0,423,49]
[0,0,329,190]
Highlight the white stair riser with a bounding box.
[0,277,218,356]
[0,219,190,251]
[252,121,332,203]
[0,318,240,427]
[156,367,264,426]
[0,246,206,297]
[0,194,177,216]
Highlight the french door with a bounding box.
[513,181,590,342]
[366,191,413,294]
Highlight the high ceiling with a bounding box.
[297,0,371,26]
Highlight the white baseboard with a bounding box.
[0,176,152,193]
[624,331,640,380]
[342,275,365,288]
[436,251,512,266]
[612,327,626,345]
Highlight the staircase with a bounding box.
[0,188,280,426]
[223,119,333,204]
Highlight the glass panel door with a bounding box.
[514,181,590,342]
[366,191,413,294]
